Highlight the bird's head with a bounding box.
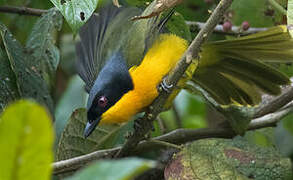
[84,53,133,138]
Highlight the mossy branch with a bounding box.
[115,0,235,158]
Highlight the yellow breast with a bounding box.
[100,34,188,124]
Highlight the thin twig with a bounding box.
[52,104,293,175]
[53,147,120,174]
[0,5,269,36]
[254,86,293,118]
[186,21,268,35]
[0,6,47,16]
[249,104,293,129]
[115,0,235,158]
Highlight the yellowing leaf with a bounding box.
[0,100,54,180]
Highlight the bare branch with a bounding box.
[250,104,293,129]
[254,86,293,118]
[186,21,268,35]
[0,5,269,36]
[53,147,120,175]
[0,6,47,16]
[52,104,293,175]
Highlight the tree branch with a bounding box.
[254,85,293,118]
[115,0,235,158]
[186,21,268,35]
[0,6,47,16]
[0,5,269,36]
[52,104,293,175]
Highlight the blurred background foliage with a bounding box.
[0,0,293,177]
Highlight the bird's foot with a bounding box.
[158,77,173,93]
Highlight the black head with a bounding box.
[84,52,133,138]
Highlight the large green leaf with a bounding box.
[66,158,156,180]
[50,0,99,34]
[0,14,58,114]
[0,100,54,180]
[165,138,293,180]
[0,48,20,111]
[56,108,132,161]
[26,9,63,88]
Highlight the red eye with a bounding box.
[98,96,108,108]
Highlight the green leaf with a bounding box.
[287,0,293,37]
[50,0,99,34]
[0,100,54,180]
[0,48,20,112]
[56,108,131,161]
[26,9,63,88]
[0,21,54,114]
[165,138,293,180]
[66,158,156,180]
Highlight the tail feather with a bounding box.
[208,25,293,62]
[191,25,292,106]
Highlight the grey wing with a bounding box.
[75,6,122,92]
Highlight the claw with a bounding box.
[159,77,173,93]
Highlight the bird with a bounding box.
[76,4,293,138]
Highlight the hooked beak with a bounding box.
[83,117,101,138]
